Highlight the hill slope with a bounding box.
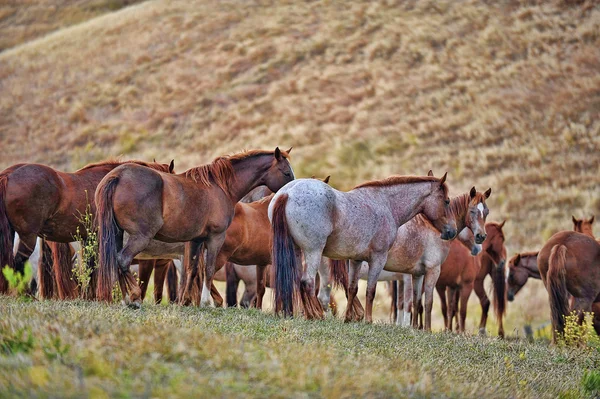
[0,0,599,251]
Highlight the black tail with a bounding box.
[225,262,240,308]
[0,174,14,293]
[37,239,56,299]
[547,244,569,341]
[166,261,178,303]
[491,260,507,324]
[271,194,299,316]
[95,176,122,302]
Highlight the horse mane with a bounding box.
[184,149,289,197]
[354,175,448,196]
[413,192,472,229]
[77,159,170,173]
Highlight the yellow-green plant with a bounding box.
[72,194,98,298]
[556,311,600,350]
[2,262,33,297]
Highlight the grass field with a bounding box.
[1,296,599,398]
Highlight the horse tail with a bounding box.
[166,261,178,304]
[390,280,399,324]
[37,239,56,299]
[329,259,348,290]
[491,259,507,324]
[0,174,14,293]
[49,241,78,299]
[547,244,569,338]
[95,175,122,302]
[271,193,299,316]
[225,262,239,308]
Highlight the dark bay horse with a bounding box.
[437,221,507,335]
[270,174,457,321]
[95,148,294,307]
[0,159,173,297]
[539,230,600,341]
[473,221,508,337]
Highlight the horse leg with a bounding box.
[116,233,152,308]
[436,285,448,330]
[255,264,268,310]
[365,254,388,324]
[423,266,441,332]
[345,260,363,322]
[300,250,324,320]
[153,260,171,305]
[474,276,490,335]
[402,274,413,327]
[571,297,594,326]
[317,257,333,314]
[459,282,474,334]
[137,260,155,302]
[14,233,37,274]
[200,233,226,307]
[411,275,424,329]
[446,287,458,332]
[180,240,202,306]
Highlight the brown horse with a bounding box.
[539,230,600,342]
[437,221,507,335]
[136,259,178,304]
[0,159,174,297]
[95,148,294,307]
[507,251,540,301]
[473,221,508,337]
[572,215,595,239]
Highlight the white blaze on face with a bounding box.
[477,203,484,217]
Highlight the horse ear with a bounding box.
[169,160,175,173]
[439,172,447,187]
[514,253,521,265]
[484,188,492,199]
[589,215,595,224]
[498,219,506,229]
[286,147,293,154]
[323,175,330,184]
[572,215,579,225]
[275,147,282,160]
[427,170,433,176]
[470,187,476,199]
[153,158,156,163]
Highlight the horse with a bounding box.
[270,173,457,321]
[538,230,600,342]
[508,215,595,301]
[0,159,174,298]
[330,186,491,330]
[136,259,179,304]
[436,221,507,335]
[473,221,508,337]
[95,148,294,307]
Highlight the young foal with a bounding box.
[96,148,294,307]
[270,174,457,321]
[0,159,173,297]
[507,252,540,301]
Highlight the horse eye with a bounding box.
[445,199,450,205]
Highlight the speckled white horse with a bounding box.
[330,185,492,330]
[269,174,457,322]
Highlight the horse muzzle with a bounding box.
[475,233,487,244]
[440,226,457,241]
[496,259,506,270]
[507,290,515,302]
[471,244,482,256]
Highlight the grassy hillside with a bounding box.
[1,0,598,253]
[1,297,599,398]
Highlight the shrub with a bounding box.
[556,311,600,350]
[2,262,33,297]
[72,194,98,298]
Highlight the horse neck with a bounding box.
[370,182,432,227]
[523,255,541,279]
[581,227,596,239]
[227,156,273,203]
[448,194,469,233]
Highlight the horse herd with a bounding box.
[0,148,598,342]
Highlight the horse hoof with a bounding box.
[479,328,487,336]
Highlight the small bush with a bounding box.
[72,195,98,298]
[2,262,33,297]
[556,311,600,350]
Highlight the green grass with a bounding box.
[0,297,598,398]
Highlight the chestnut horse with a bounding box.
[437,221,507,335]
[270,174,457,321]
[539,230,600,341]
[473,221,508,336]
[0,159,173,297]
[95,148,294,307]
[331,187,491,330]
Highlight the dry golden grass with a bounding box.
[0,0,599,333]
